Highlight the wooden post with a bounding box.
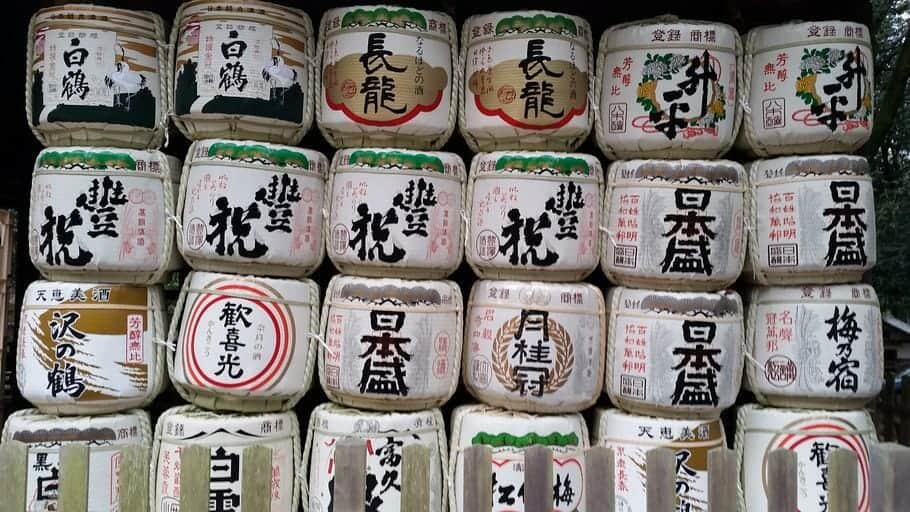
[828,449,858,512]
[180,446,210,512]
[708,448,737,512]
[462,445,492,512]
[584,446,614,512]
[59,444,90,512]
[766,449,797,511]
[646,448,675,512]
[871,443,910,512]
[334,437,367,512]
[401,444,430,512]
[119,444,149,512]
[0,441,27,512]
[241,446,272,512]
[524,445,554,512]
[902,376,910,445]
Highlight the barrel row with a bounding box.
[26,3,873,156]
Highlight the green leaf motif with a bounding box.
[207,142,310,168]
[494,14,578,36]
[39,150,137,170]
[340,7,427,30]
[471,431,580,448]
[347,150,445,173]
[494,155,591,175]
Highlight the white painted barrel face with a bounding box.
[467,151,603,281]
[305,403,447,512]
[2,408,151,512]
[171,271,319,411]
[320,275,462,410]
[318,6,457,149]
[461,11,593,151]
[17,281,165,415]
[596,20,740,159]
[30,148,180,284]
[465,280,605,413]
[179,140,327,278]
[738,21,873,156]
[172,0,315,144]
[153,406,300,512]
[593,407,726,512]
[327,149,465,278]
[28,5,168,148]
[450,404,589,512]
[746,284,883,409]
[736,404,877,512]
[746,155,875,285]
[601,159,746,291]
[605,287,744,418]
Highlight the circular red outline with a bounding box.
[325,89,444,127]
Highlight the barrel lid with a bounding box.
[593,407,725,442]
[472,151,602,181]
[751,283,878,305]
[608,159,745,186]
[602,18,738,50]
[3,408,149,443]
[608,287,743,318]
[469,280,604,314]
[188,140,328,177]
[158,405,296,442]
[333,148,465,179]
[749,154,870,183]
[310,403,442,436]
[464,10,590,46]
[737,403,876,434]
[451,404,587,449]
[748,20,871,52]
[326,275,460,310]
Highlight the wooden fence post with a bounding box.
[463,445,492,512]
[524,445,553,512]
[766,449,797,511]
[119,444,149,512]
[828,449,858,512]
[584,446,614,512]
[871,442,910,512]
[708,448,737,512]
[241,446,272,512]
[401,444,430,512]
[334,437,367,512]
[180,445,210,512]
[646,447,675,512]
[0,440,27,512]
[901,376,910,445]
[59,444,89,512]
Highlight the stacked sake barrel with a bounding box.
[455,10,604,512]
[593,18,747,510]
[145,1,325,511]
[735,21,883,512]
[8,5,176,509]
[306,6,463,512]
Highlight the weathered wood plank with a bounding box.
[766,449,798,512]
[180,445,210,512]
[0,441,28,512]
[828,449,858,512]
[59,444,90,512]
[119,444,149,512]
[871,443,910,512]
[401,444,430,512]
[242,446,272,512]
[646,447,675,512]
[524,445,554,512]
[585,446,614,512]
[334,437,367,512]
[463,444,493,512]
[708,448,737,512]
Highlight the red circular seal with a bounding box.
[497,85,516,105]
[341,79,357,99]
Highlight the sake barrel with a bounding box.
[746,155,876,285]
[601,159,746,291]
[605,287,744,419]
[319,275,462,411]
[450,404,589,512]
[737,21,874,156]
[152,405,300,512]
[326,148,465,278]
[593,407,726,512]
[746,284,883,409]
[317,6,457,149]
[464,280,605,414]
[304,403,447,512]
[2,408,151,512]
[460,11,593,151]
[171,0,315,144]
[17,281,166,415]
[27,5,168,149]
[169,271,319,412]
[178,140,327,278]
[29,147,182,284]
[466,152,603,281]
[595,18,741,159]
[736,404,877,512]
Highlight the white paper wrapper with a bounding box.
[29,147,181,284]
[171,0,315,144]
[319,275,462,411]
[735,404,877,512]
[326,148,465,278]
[745,155,875,285]
[466,152,603,281]
[746,284,883,409]
[152,405,300,512]
[601,159,745,291]
[460,11,593,151]
[169,271,319,412]
[2,408,151,512]
[27,5,168,149]
[737,21,873,156]
[303,403,447,512]
[178,139,327,278]
[593,408,725,512]
[449,404,589,512]
[595,19,741,159]
[17,281,166,415]
[605,287,744,418]
[317,6,457,149]
[465,280,605,413]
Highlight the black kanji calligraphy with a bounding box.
[553,473,576,507]
[254,173,302,233]
[824,305,861,393]
[349,204,405,263]
[35,466,59,501]
[46,361,86,398]
[75,176,128,238]
[815,47,867,131]
[518,39,564,119]
[511,310,553,397]
[39,206,94,267]
[392,178,438,237]
[219,30,249,92]
[661,189,717,275]
[671,320,722,406]
[206,197,269,258]
[62,38,90,100]
[499,209,559,266]
[358,311,411,396]
[823,181,867,267]
[218,302,252,354]
[651,50,718,139]
[544,182,585,240]
[359,33,407,115]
